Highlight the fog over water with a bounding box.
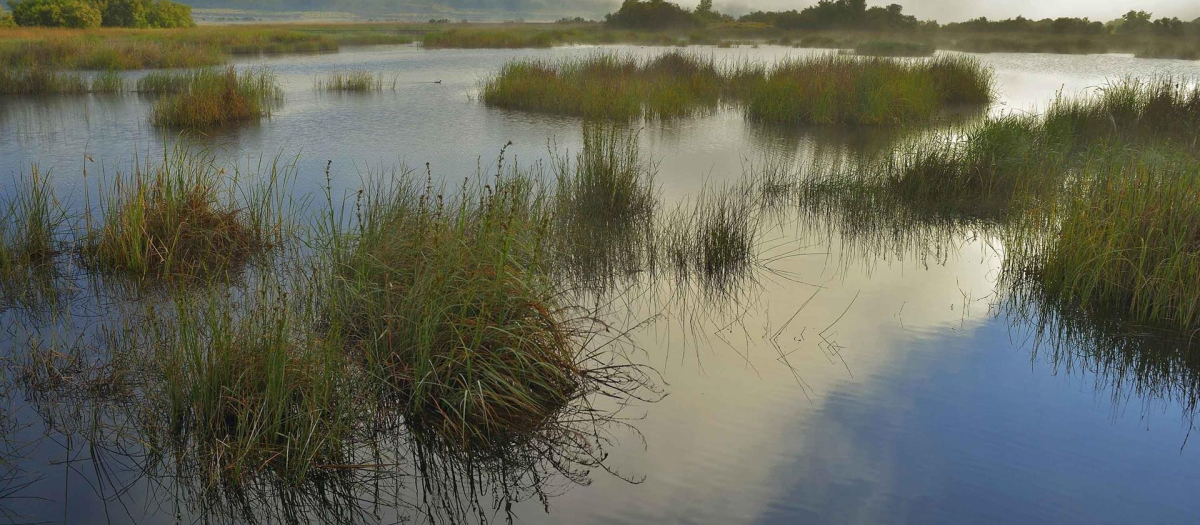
[711,0,1200,22]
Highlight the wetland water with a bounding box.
[3,45,1200,524]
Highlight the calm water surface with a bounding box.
[2,45,1200,524]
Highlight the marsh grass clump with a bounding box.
[139,282,354,485]
[743,55,994,125]
[480,52,725,120]
[552,124,659,290]
[146,66,283,128]
[1041,77,1200,148]
[0,167,67,307]
[1005,156,1200,332]
[89,70,124,93]
[481,52,996,124]
[83,146,288,280]
[779,114,1054,225]
[662,182,760,294]
[853,40,935,57]
[136,69,195,94]
[0,67,87,94]
[325,159,603,448]
[313,70,397,92]
[554,125,656,239]
[884,115,1056,219]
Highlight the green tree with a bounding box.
[144,0,193,28]
[605,0,695,29]
[1151,16,1184,36]
[9,0,103,28]
[693,0,730,23]
[0,10,14,26]
[1118,9,1153,34]
[101,0,148,27]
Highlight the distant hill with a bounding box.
[184,0,611,19]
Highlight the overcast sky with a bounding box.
[706,0,1200,22]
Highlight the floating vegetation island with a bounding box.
[313,70,398,92]
[141,66,284,128]
[481,52,994,124]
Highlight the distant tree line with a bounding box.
[5,0,193,28]
[605,0,731,30]
[606,0,1200,37]
[606,0,921,31]
[943,11,1200,36]
[738,0,925,31]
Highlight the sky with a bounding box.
[703,0,1200,22]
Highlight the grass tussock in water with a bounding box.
[743,55,993,125]
[482,52,993,124]
[480,52,725,120]
[325,160,595,448]
[662,182,760,294]
[553,124,659,291]
[884,115,1052,219]
[0,67,87,94]
[0,168,66,307]
[83,146,289,280]
[138,281,354,485]
[89,70,124,92]
[146,66,283,128]
[554,125,656,238]
[313,70,397,92]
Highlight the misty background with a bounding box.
[184,0,1200,23]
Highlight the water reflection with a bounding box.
[5,45,1200,524]
[742,104,987,162]
[0,309,659,524]
[1001,284,1200,428]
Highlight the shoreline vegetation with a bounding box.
[0,25,416,70]
[480,52,993,124]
